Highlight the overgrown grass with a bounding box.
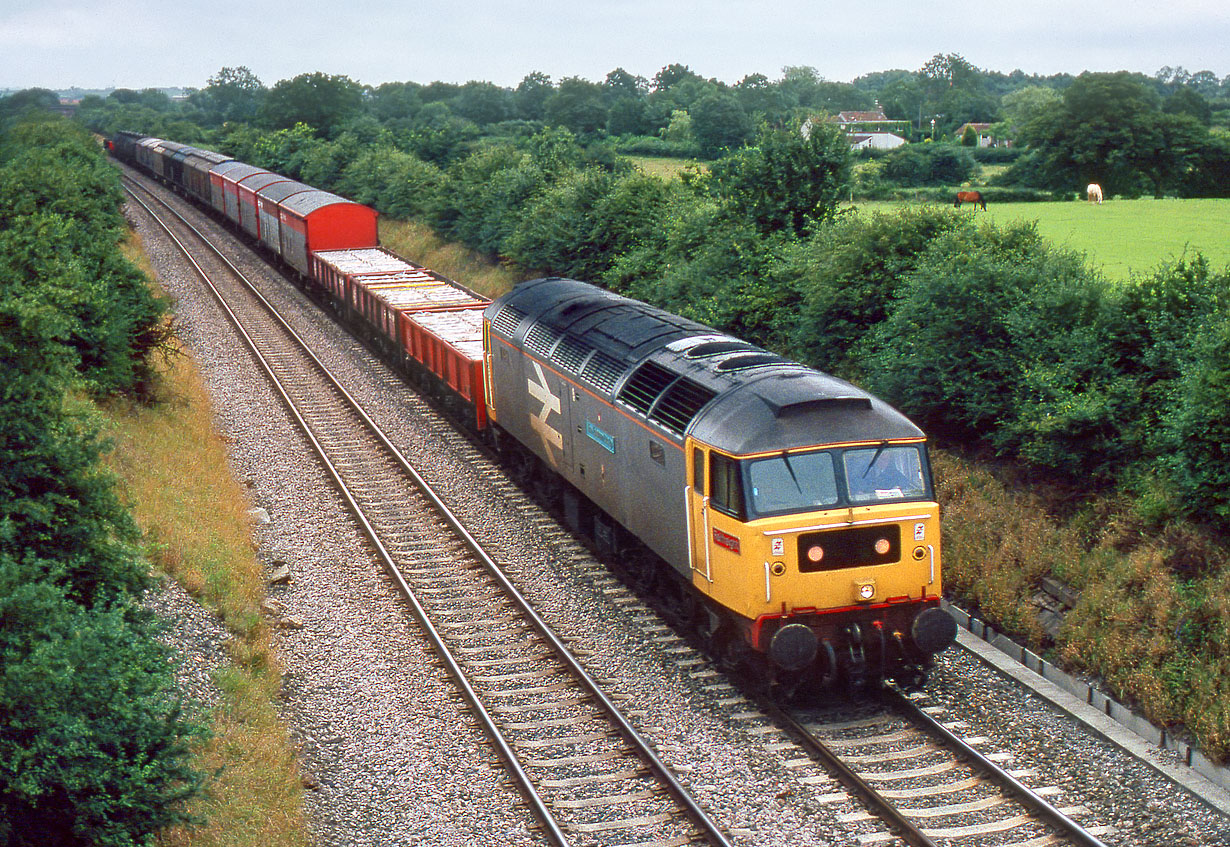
[934,450,1230,760]
[101,234,311,847]
[379,218,521,299]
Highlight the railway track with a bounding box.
[123,168,1133,846]
[122,174,733,847]
[739,685,1116,847]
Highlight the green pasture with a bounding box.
[625,155,705,179]
[856,198,1230,279]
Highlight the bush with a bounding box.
[861,220,1108,460]
[1167,311,1230,520]
[504,168,615,279]
[613,135,702,159]
[880,143,975,186]
[787,206,970,376]
[0,560,206,847]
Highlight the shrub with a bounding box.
[787,205,970,376]
[1166,312,1230,520]
[0,560,206,846]
[880,143,975,186]
[861,220,1106,456]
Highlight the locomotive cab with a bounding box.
[685,383,957,683]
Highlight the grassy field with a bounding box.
[856,197,1230,279]
[623,155,706,180]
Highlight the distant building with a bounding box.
[954,122,1006,147]
[831,109,911,136]
[849,132,907,150]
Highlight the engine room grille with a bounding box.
[490,305,524,337]
[524,322,560,357]
[618,360,677,417]
[649,377,716,435]
[552,335,591,373]
[581,351,623,394]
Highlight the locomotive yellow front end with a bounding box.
[686,407,957,686]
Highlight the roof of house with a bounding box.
[835,110,892,123]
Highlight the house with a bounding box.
[831,109,912,136]
[849,132,907,150]
[954,122,1002,147]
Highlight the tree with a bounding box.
[452,81,514,126]
[1163,87,1212,125]
[262,72,364,137]
[708,120,850,239]
[544,77,608,135]
[515,72,553,121]
[653,63,704,92]
[690,93,753,157]
[201,66,264,124]
[603,68,648,102]
[999,85,1061,137]
[1018,71,1199,196]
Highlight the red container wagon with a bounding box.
[218,163,271,227]
[276,190,378,276]
[237,172,294,240]
[403,307,489,430]
[256,180,312,255]
[310,247,430,302]
[183,149,233,206]
[208,160,248,216]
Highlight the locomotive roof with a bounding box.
[486,277,923,454]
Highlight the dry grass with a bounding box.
[378,218,520,300]
[103,234,310,847]
[934,449,1230,761]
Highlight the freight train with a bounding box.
[109,131,957,690]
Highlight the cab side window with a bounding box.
[692,448,704,492]
[710,453,745,519]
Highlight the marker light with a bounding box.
[807,545,824,563]
[874,537,891,555]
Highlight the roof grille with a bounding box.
[524,322,560,357]
[618,360,677,417]
[581,351,623,394]
[552,335,591,373]
[649,378,716,435]
[490,305,524,337]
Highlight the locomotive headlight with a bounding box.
[806,545,824,563]
[855,579,876,602]
[874,537,891,555]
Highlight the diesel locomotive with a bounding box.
[485,278,956,687]
[110,132,957,690]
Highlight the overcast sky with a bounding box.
[2,0,1227,92]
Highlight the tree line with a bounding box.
[0,112,204,844]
